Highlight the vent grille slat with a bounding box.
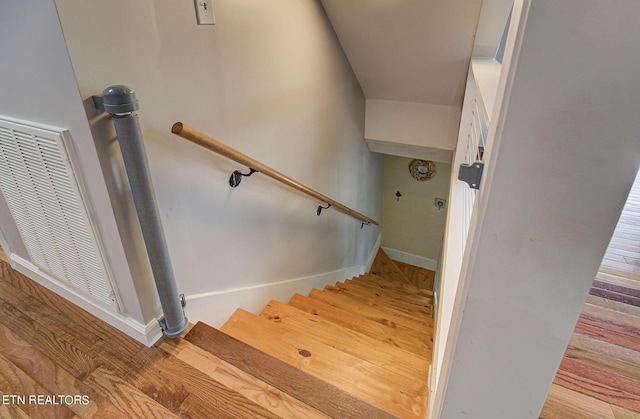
[0,116,118,309]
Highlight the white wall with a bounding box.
[0,0,159,343]
[55,0,383,327]
[472,0,513,58]
[364,99,460,163]
[429,69,480,410]
[434,0,640,417]
[380,156,450,268]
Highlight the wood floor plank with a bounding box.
[221,309,427,419]
[546,174,640,417]
[356,273,434,297]
[137,345,281,419]
[600,259,640,274]
[540,384,617,419]
[180,394,237,419]
[288,293,432,357]
[335,281,433,315]
[0,324,122,418]
[1,266,187,412]
[606,246,640,260]
[0,352,76,419]
[596,271,640,291]
[611,404,640,418]
[605,253,627,264]
[0,398,30,419]
[83,366,182,419]
[0,287,99,380]
[559,358,640,398]
[344,278,434,308]
[564,345,640,383]
[125,352,191,414]
[0,265,103,351]
[583,303,640,331]
[578,312,640,341]
[177,393,237,419]
[606,242,640,256]
[393,260,436,291]
[574,320,640,352]
[585,295,640,319]
[159,339,330,419]
[3,264,145,359]
[325,283,432,320]
[260,300,430,384]
[309,288,433,335]
[554,370,640,414]
[567,334,640,381]
[589,287,640,308]
[0,323,77,393]
[592,280,640,299]
[599,266,640,281]
[370,248,412,284]
[186,321,399,419]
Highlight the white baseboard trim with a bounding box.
[365,232,382,272]
[185,265,365,328]
[381,247,438,271]
[185,235,380,328]
[10,254,162,346]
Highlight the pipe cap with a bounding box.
[101,85,139,114]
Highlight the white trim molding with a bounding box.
[366,232,382,272]
[185,232,380,328]
[184,265,365,328]
[10,254,162,346]
[381,247,438,271]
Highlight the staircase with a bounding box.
[165,249,434,418]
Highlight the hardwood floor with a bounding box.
[0,249,432,418]
[394,260,436,291]
[540,177,640,418]
[2,182,639,418]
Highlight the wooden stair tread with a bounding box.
[309,288,433,335]
[260,300,430,384]
[185,320,408,419]
[335,281,433,314]
[344,278,434,308]
[288,293,432,357]
[370,248,412,284]
[159,337,329,418]
[356,273,434,297]
[0,247,436,419]
[325,284,433,324]
[393,260,436,291]
[220,309,427,418]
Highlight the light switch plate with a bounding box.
[195,0,216,25]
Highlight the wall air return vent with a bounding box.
[0,116,119,310]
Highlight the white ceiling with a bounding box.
[320,0,483,107]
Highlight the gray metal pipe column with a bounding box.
[94,85,188,338]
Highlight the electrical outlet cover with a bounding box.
[195,0,216,25]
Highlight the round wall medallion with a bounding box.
[408,159,436,181]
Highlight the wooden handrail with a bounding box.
[171,122,379,226]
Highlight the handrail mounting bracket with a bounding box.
[229,168,258,188]
[317,203,331,216]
